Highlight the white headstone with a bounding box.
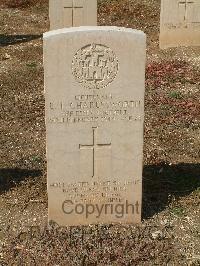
[49,0,97,30]
[160,0,200,48]
[44,26,146,226]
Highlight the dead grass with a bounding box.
[1,0,47,8]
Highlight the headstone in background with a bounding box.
[44,26,146,226]
[49,0,97,30]
[160,0,200,49]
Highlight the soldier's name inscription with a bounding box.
[47,94,143,124]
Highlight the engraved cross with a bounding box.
[64,0,83,26]
[178,0,194,22]
[79,127,111,178]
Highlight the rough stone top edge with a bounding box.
[43,26,146,39]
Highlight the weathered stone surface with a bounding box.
[49,0,97,30]
[160,0,200,49]
[44,26,146,226]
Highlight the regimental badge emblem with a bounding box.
[72,44,119,90]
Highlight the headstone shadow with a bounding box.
[0,34,42,47]
[142,163,200,219]
[0,168,43,193]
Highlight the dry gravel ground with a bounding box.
[0,0,200,265]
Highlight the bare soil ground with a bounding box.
[0,0,200,265]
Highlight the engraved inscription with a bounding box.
[164,22,200,29]
[72,44,119,90]
[50,179,141,204]
[48,94,143,124]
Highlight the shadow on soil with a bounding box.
[0,168,42,193]
[142,163,200,219]
[0,34,42,47]
[0,163,199,218]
